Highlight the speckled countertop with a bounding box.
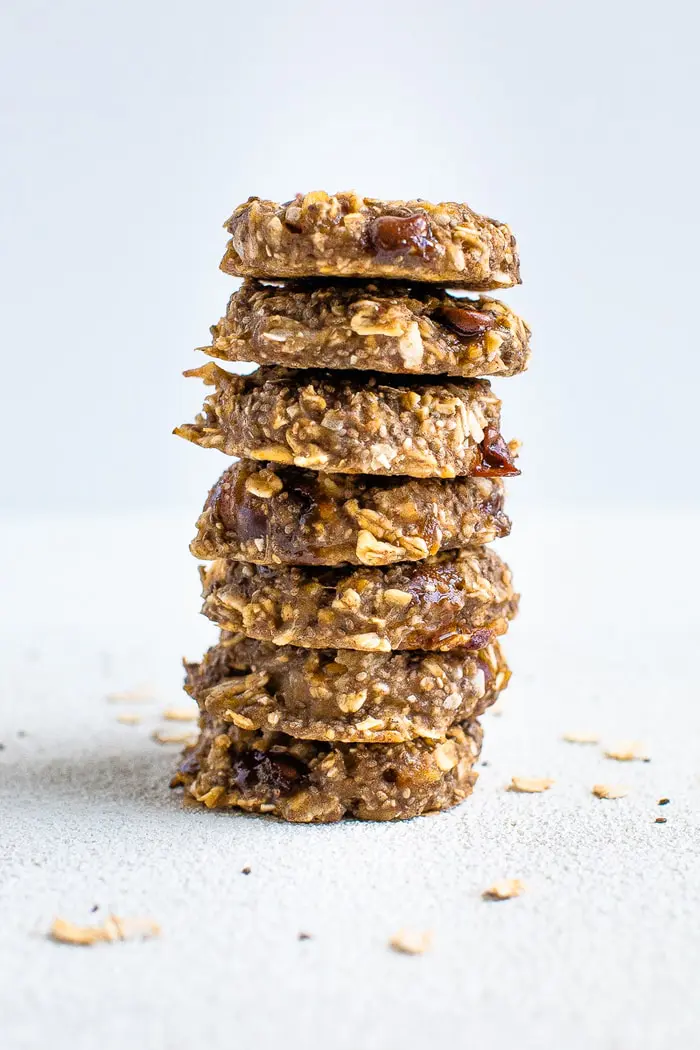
[2,511,698,1050]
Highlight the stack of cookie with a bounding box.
[173,191,528,823]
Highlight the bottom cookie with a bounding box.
[171,718,483,823]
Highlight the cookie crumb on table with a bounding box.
[562,730,599,744]
[389,929,432,955]
[116,713,142,726]
[482,879,526,901]
[162,707,198,722]
[592,784,629,799]
[49,915,160,946]
[604,741,650,762]
[508,776,554,793]
[152,728,198,746]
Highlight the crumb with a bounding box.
[48,915,160,946]
[116,713,142,726]
[241,866,251,875]
[482,879,526,901]
[389,929,432,955]
[152,729,198,746]
[508,776,554,793]
[480,760,489,767]
[106,685,158,703]
[17,730,27,738]
[0,743,5,751]
[90,905,99,913]
[592,784,629,799]
[655,817,667,824]
[658,798,670,806]
[162,707,198,722]
[298,932,312,941]
[604,741,650,762]
[562,730,600,744]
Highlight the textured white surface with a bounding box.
[1,513,699,1050]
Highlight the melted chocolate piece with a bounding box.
[369,214,434,258]
[230,749,308,798]
[435,305,494,338]
[473,427,521,478]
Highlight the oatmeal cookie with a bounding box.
[171,716,483,822]
[205,279,531,378]
[185,633,509,743]
[191,460,510,566]
[200,546,518,652]
[220,192,520,289]
[175,365,519,479]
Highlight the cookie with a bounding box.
[191,460,510,566]
[171,716,483,822]
[205,279,531,378]
[175,364,519,479]
[185,633,509,743]
[220,192,520,289]
[200,546,518,652]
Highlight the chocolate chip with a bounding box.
[231,750,307,798]
[241,866,252,875]
[369,213,433,258]
[436,305,495,338]
[472,428,521,478]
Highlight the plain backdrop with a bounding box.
[1,0,698,519]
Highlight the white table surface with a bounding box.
[2,511,698,1050]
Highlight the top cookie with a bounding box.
[221,192,521,289]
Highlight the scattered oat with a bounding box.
[162,707,197,722]
[106,685,158,703]
[389,929,432,955]
[508,776,554,793]
[655,817,667,824]
[592,783,629,800]
[658,798,670,806]
[562,730,600,744]
[482,879,526,901]
[241,866,251,875]
[151,729,198,746]
[604,741,650,762]
[49,915,160,946]
[116,713,142,726]
[298,932,312,941]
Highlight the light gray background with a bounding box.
[2,3,700,1049]
[1,0,698,517]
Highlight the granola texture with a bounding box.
[175,365,520,479]
[191,460,510,566]
[205,279,531,378]
[185,633,509,743]
[171,716,483,822]
[200,546,518,652]
[220,192,520,290]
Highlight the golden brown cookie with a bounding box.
[200,546,518,652]
[190,460,510,566]
[185,633,509,743]
[220,192,520,289]
[172,716,483,822]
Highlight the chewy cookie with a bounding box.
[206,279,531,378]
[185,633,509,743]
[220,192,520,289]
[200,546,518,652]
[191,460,510,566]
[175,364,519,479]
[172,716,483,822]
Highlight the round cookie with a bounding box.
[185,634,509,743]
[171,716,483,823]
[191,460,510,566]
[175,365,520,479]
[220,192,520,289]
[200,546,518,652]
[206,279,531,378]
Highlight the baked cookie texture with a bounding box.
[175,364,520,479]
[190,460,510,566]
[171,716,483,822]
[206,279,531,378]
[220,192,520,289]
[200,546,518,652]
[185,633,509,743]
